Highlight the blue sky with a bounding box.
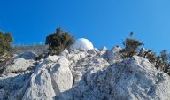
[0,0,170,51]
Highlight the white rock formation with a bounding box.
[4,58,35,73]
[71,38,94,50]
[59,56,170,100]
[47,55,59,62]
[103,46,122,64]
[0,48,170,100]
[50,56,73,94]
[22,69,56,100]
[22,55,73,99]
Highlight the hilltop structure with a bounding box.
[71,38,94,50]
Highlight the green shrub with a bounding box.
[120,32,143,58]
[0,32,13,62]
[45,28,74,55]
[145,50,157,63]
[160,50,170,63]
[157,50,170,72]
[118,32,170,76]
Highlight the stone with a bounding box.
[4,58,35,73]
[1,47,170,100]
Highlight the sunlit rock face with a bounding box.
[70,38,94,50]
[0,45,170,100]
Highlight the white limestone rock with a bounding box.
[22,69,56,100]
[59,56,170,100]
[0,73,31,100]
[47,55,59,62]
[103,46,122,64]
[22,56,73,100]
[4,58,35,73]
[1,46,170,100]
[50,57,73,95]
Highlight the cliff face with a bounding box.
[0,48,170,100]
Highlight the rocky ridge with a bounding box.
[0,47,170,100]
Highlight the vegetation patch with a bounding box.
[45,28,75,55]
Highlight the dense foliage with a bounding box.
[45,28,74,55]
[0,32,13,62]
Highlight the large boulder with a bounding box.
[22,56,73,99]
[4,58,35,73]
[0,73,31,100]
[50,56,73,95]
[22,69,56,100]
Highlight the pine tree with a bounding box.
[120,32,143,58]
[0,32,13,62]
[45,28,74,55]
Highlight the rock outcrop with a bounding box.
[0,48,170,100]
[3,58,35,73]
[59,56,170,100]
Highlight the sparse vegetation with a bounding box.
[0,28,170,77]
[137,49,170,74]
[119,32,170,76]
[45,28,74,55]
[160,50,170,64]
[144,50,157,63]
[157,50,170,73]
[120,32,143,58]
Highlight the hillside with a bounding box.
[12,45,48,55]
[0,46,170,100]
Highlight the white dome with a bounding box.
[71,38,94,50]
[102,46,107,50]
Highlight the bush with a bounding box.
[0,32,13,62]
[145,50,157,63]
[120,32,143,58]
[45,28,74,55]
[157,50,170,72]
[118,32,170,76]
[160,50,170,63]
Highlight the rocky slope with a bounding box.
[0,47,170,100]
